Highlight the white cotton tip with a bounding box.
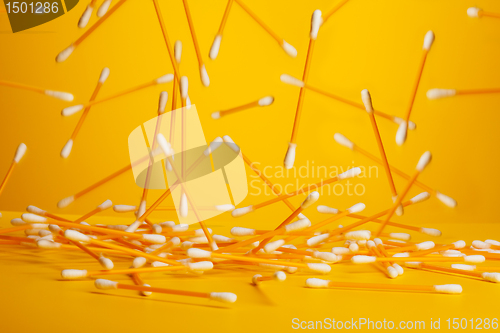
[179,193,188,218]
[141,234,166,244]
[420,228,442,237]
[140,284,152,296]
[187,248,212,258]
[464,255,485,263]
[48,224,61,233]
[204,137,224,156]
[282,40,297,57]
[301,191,320,209]
[180,76,189,99]
[186,95,192,109]
[435,191,457,208]
[472,240,489,249]
[62,105,84,117]
[209,292,237,303]
[306,278,330,288]
[453,240,466,249]
[452,264,475,271]
[345,230,371,241]
[349,242,359,253]
[36,239,61,249]
[61,269,88,279]
[231,205,254,217]
[393,263,404,275]
[387,266,398,279]
[187,261,214,271]
[96,67,110,84]
[213,235,234,243]
[56,45,75,63]
[410,192,430,204]
[78,5,93,28]
[395,121,407,146]
[57,196,75,208]
[307,263,331,274]
[156,133,174,157]
[486,239,500,246]
[347,203,366,214]
[274,271,287,282]
[286,266,298,274]
[159,221,175,228]
[98,199,113,211]
[222,135,240,153]
[280,74,304,88]
[314,251,340,263]
[230,227,256,236]
[351,255,376,264]
[215,204,235,212]
[338,167,361,180]
[21,213,47,223]
[360,89,373,112]
[60,139,74,158]
[393,252,410,257]
[331,247,350,255]
[194,228,213,236]
[310,10,322,39]
[264,239,286,253]
[170,224,189,232]
[416,151,432,172]
[404,261,422,269]
[285,218,311,233]
[284,143,297,170]
[426,89,456,100]
[174,40,182,63]
[259,262,285,270]
[481,272,500,283]
[211,111,221,120]
[210,35,222,60]
[157,91,169,114]
[97,0,111,17]
[423,30,435,51]
[151,261,169,267]
[95,279,119,290]
[64,230,90,243]
[113,205,136,213]
[333,133,354,150]
[107,225,128,231]
[416,241,435,250]
[389,233,411,241]
[11,218,26,226]
[433,284,462,294]
[307,233,330,247]
[133,257,147,268]
[200,65,210,87]
[467,7,481,17]
[98,257,114,270]
[156,74,174,84]
[45,90,74,102]
[258,96,274,107]
[393,116,416,130]
[13,142,27,163]
[317,205,339,214]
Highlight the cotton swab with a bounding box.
[406,262,500,283]
[97,0,112,17]
[61,67,109,158]
[280,74,416,129]
[427,87,500,100]
[0,143,27,198]
[333,132,457,207]
[211,96,274,119]
[321,0,351,24]
[252,271,286,285]
[61,73,173,116]
[399,30,435,145]
[375,151,432,236]
[73,199,113,224]
[232,167,360,217]
[361,89,402,216]
[351,254,485,264]
[26,206,71,222]
[305,278,462,294]
[181,0,210,87]
[130,273,152,296]
[78,0,98,28]
[452,264,500,272]
[0,81,73,101]
[467,7,500,19]
[209,0,234,59]
[95,279,237,303]
[233,0,297,57]
[56,0,128,62]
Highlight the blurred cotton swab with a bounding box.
[467,7,500,19]
[0,144,27,198]
[97,0,112,17]
[209,0,234,59]
[427,87,500,100]
[211,96,274,119]
[0,81,73,101]
[61,67,109,158]
[252,271,286,285]
[78,0,98,28]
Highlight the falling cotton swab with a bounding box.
[61,67,109,158]
[252,271,286,285]
[467,7,500,19]
[209,0,234,59]
[0,143,27,198]
[78,0,98,28]
[427,87,500,100]
[0,81,73,101]
[97,0,112,17]
[211,96,274,119]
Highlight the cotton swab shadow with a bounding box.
[303,287,451,295]
[247,283,278,306]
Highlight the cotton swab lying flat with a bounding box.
[361,89,402,216]
[209,0,234,59]
[95,279,237,303]
[280,74,416,129]
[231,167,361,217]
[252,271,286,285]
[468,7,500,19]
[78,0,98,28]
[61,67,109,158]
[305,278,462,294]
[233,0,297,57]
[351,255,485,264]
[375,151,432,236]
[61,73,174,116]
[399,30,435,146]
[452,264,500,272]
[333,133,457,207]
[181,0,210,86]
[406,262,500,283]
[0,143,27,198]
[427,87,500,100]
[56,0,128,62]
[211,97,274,119]
[0,81,73,101]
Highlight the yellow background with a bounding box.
[1,0,500,332]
